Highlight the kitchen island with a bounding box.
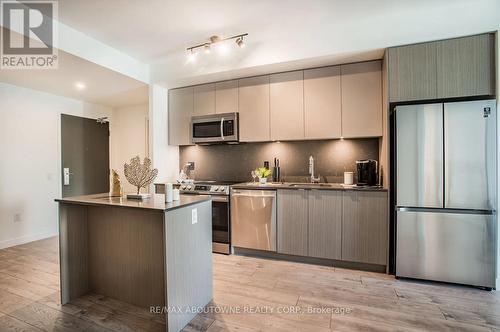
[55,193,212,332]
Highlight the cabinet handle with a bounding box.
[220,117,225,140]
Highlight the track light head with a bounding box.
[188,49,197,62]
[236,37,245,48]
[204,43,211,54]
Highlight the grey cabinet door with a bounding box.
[270,71,304,141]
[168,87,193,146]
[216,80,238,114]
[304,66,342,139]
[437,34,495,99]
[388,43,437,102]
[342,191,388,265]
[341,61,383,138]
[238,75,270,142]
[193,83,216,116]
[277,189,308,256]
[308,190,342,260]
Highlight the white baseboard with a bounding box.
[0,231,58,250]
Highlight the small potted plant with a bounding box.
[255,167,271,185]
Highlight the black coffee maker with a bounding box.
[356,159,378,186]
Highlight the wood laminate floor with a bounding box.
[0,237,498,331]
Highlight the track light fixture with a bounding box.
[187,33,248,59]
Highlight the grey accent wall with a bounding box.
[179,138,379,183]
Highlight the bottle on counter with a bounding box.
[272,158,281,182]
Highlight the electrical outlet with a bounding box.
[13,213,22,223]
[191,208,198,224]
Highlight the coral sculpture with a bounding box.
[124,156,158,195]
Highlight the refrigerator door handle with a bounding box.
[396,206,495,215]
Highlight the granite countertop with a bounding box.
[231,182,388,192]
[55,193,212,211]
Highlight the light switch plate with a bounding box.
[63,168,70,186]
[191,208,198,224]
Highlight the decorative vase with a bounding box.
[259,177,267,185]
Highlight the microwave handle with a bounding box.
[220,117,225,140]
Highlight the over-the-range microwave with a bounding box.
[191,112,239,144]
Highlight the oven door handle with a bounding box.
[220,117,225,140]
[211,195,229,202]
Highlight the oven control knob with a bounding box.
[212,186,219,191]
[186,185,192,190]
[180,185,186,190]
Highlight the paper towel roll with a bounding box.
[165,183,173,203]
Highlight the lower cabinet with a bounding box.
[277,189,388,266]
[342,191,388,265]
[308,190,342,260]
[277,190,308,256]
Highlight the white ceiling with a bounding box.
[3,0,499,94]
[57,0,451,63]
[57,0,500,87]
[0,29,148,108]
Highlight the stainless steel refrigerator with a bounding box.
[395,100,497,289]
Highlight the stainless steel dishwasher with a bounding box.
[230,189,277,251]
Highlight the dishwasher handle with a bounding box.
[231,189,276,198]
[232,193,277,198]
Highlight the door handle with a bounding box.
[220,117,225,140]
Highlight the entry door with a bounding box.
[61,114,110,197]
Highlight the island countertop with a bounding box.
[55,193,211,211]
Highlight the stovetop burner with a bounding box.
[175,180,240,195]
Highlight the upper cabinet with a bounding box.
[436,34,495,98]
[270,71,304,141]
[304,66,342,139]
[215,80,238,114]
[388,33,496,102]
[387,43,437,102]
[168,87,193,146]
[193,83,215,116]
[238,75,270,142]
[341,61,383,138]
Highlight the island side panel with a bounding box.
[87,206,166,308]
[165,200,213,332]
[59,203,90,304]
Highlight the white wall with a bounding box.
[110,104,149,193]
[148,85,179,187]
[0,82,111,249]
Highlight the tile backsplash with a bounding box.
[179,138,380,183]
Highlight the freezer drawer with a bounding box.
[396,103,443,208]
[396,209,496,288]
[444,100,496,210]
[230,189,277,251]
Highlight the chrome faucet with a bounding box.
[308,156,321,183]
